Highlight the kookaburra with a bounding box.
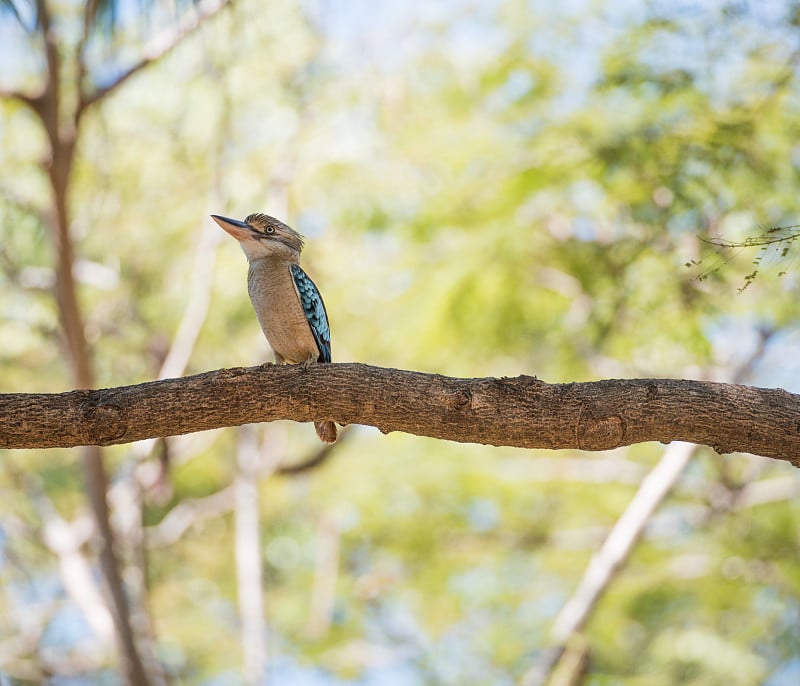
[212,212,337,443]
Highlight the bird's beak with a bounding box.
[211,214,256,241]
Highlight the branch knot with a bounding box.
[81,401,127,445]
[576,405,625,450]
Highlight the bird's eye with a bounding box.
[265,226,275,233]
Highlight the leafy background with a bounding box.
[1,0,799,684]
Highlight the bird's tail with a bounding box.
[314,420,337,444]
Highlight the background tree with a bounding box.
[1,0,799,684]
[1,0,231,682]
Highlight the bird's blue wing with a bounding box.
[289,264,331,363]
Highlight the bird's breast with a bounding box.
[247,259,319,364]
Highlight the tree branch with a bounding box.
[146,484,234,549]
[1,364,798,463]
[549,441,699,644]
[275,425,352,475]
[234,426,267,686]
[78,0,233,114]
[0,88,42,110]
[519,343,775,686]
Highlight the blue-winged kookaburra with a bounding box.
[211,212,337,443]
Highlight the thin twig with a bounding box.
[699,224,800,249]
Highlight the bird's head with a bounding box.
[212,212,304,262]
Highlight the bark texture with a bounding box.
[1,364,798,465]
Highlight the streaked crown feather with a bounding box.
[244,213,305,253]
